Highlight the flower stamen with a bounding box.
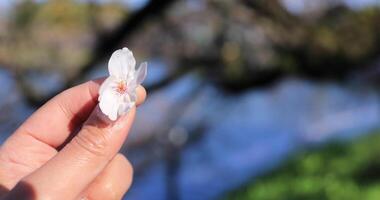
[115,81,127,94]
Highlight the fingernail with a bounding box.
[86,105,134,129]
[86,106,116,129]
[112,106,136,130]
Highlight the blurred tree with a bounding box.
[2,0,94,72]
[0,0,379,105]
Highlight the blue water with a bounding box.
[124,76,380,199]
[0,68,33,141]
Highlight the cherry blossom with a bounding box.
[98,47,147,121]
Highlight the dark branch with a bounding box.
[241,0,299,25]
[29,0,178,107]
[70,0,177,86]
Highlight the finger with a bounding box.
[79,154,133,200]
[12,79,146,149]
[19,106,136,200]
[0,80,145,189]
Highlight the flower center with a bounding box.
[115,81,127,94]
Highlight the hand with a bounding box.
[0,78,146,200]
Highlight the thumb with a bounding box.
[12,106,135,200]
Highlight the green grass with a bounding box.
[227,132,380,200]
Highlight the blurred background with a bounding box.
[1,0,380,199]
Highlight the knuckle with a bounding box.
[83,155,134,200]
[101,184,119,200]
[73,125,110,157]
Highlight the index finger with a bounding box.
[13,78,146,148]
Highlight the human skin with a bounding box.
[0,78,147,200]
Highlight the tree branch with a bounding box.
[28,0,178,107]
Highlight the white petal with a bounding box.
[136,62,147,85]
[117,93,136,115]
[99,76,116,97]
[117,102,128,116]
[123,79,137,106]
[129,91,137,103]
[118,102,132,116]
[99,88,120,121]
[108,48,136,79]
